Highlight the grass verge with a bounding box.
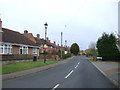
[89,59,102,62]
[84,56,102,62]
[2,60,58,75]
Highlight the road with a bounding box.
[2,56,118,88]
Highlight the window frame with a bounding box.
[20,46,28,54]
[32,48,38,54]
[0,44,12,54]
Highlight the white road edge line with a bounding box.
[78,62,80,64]
[52,84,60,90]
[75,65,78,69]
[65,70,74,78]
[91,62,107,76]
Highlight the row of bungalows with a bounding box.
[0,19,58,61]
[0,28,39,61]
[23,30,58,59]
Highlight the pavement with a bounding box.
[92,61,120,88]
[2,56,118,88]
[2,56,74,81]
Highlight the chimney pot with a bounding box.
[46,37,49,40]
[24,30,28,33]
[54,41,56,44]
[0,18,2,30]
[37,34,40,38]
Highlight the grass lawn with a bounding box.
[2,59,59,74]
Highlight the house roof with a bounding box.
[34,37,51,46]
[1,28,37,46]
[23,33,36,43]
[34,37,45,45]
[34,37,57,48]
[51,43,58,48]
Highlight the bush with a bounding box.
[96,33,120,61]
[62,53,71,59]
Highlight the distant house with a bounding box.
[0,19,39,56]
[22,30,58,56]
[34,35,58,55]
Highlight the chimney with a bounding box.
[0,18,2,30]
[24,30,28,33]
[37,34,40,39]
[46,37,49,40]
[54,41,56,45]
[48,40,50,42]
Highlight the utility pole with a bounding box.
[61,32,63,59]
[117,29,120,52]
[65,40,67,47]
[117,2,120,52]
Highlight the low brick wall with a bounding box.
[38,55,57,60]
[1,54,34,61]
[1,54,59,62]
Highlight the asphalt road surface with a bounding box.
[3,56,118,88]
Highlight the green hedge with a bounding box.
[62,53,71,59]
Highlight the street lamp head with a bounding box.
[44,22,48,26]
[44,22,48,29]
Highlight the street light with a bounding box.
[61,32,63,59]
[44,22,48,63]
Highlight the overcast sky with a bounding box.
[0,0,119,50]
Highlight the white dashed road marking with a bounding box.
[75,62,80,69]
[75,65,78,69]
[52,84,60,90]
[65,70,74,79]
[53,61,80,89]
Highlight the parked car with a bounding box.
[96,57,102,60]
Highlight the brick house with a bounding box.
[34,35,58,55]
[23,30,58,56]
[0,19,39,57]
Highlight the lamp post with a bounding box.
[44,22,48,63]
[61,32,63,59]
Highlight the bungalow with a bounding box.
[0,19,39,57]
[22,29,58,55]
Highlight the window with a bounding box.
[33,48,38,54]
[41,44,43,47]
[0,44,12,54]
[8,45,12,54]
[4,45,7,54]
[0,45,3,54]
[20,46,28,54]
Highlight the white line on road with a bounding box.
[52,84,60,90]
[78,62,80,64]
[91,62,107,76]
[75,65,78,69]
[65,70,74,79]
[75,62,80,69]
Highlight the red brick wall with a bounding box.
[12,46,20,54]
[12,46,34,55]
[28,47,33,54]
